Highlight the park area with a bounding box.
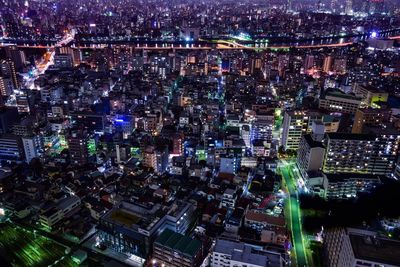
[0,222,78,267]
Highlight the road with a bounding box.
[4,35,400,51]
[280,161,308,267]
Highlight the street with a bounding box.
[279,160,308,267]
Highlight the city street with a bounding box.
[279,160,308,267]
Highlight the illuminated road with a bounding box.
[20,33,72,89]
[279,160,308,267]
[4,34,400,51]
[0,39,365,51]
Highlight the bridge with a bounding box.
[1,28,400,51]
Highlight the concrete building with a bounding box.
[0,134,24,162]
[281,110,339,150]
[351,108,391,134]
[319,89,361,114]
[0,107,19,134]
[67,131,90,166]
[220,188,237,209]
[39,195,81,229]
[153,229,203,267]
[297,134,325,178]
[143,146,169,174]
[22,135,42,163]
[324,227,400,267]
[323,133,399,176]
[210,239,284,267]
[220,156,240,174]
[98,200,194,264]
[54,53,73,69]
[353,83,388,108]
[324,173,382,199]
[0,59,19,89]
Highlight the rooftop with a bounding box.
[155,229,201,258]
[303,134,324,149]
[350,234,400,266]
[326,133,375,141]
[323,89,362,101]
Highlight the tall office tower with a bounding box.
[0,59,19,89]
[345,0,353,14]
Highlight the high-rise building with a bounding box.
[0,76,14,97]
[297,134,325,178]
[56,47,81,66]
[15,90,30,114]
[0,134,24,162]
[323,133,399,176]
[323,56,333,73]
[351,108,391,134]
[67,130,90,165]
[324,227,400,267]
[303,55,315,70]
[370,0,385,14]
[5,45,26,70]
[22,135,43,163]
[0,107,19,134]
[281,111,339,150]
[0,59,19,89]
[143,145,169,174]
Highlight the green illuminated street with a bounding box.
[279,161,308,267]
[0,222,78,267]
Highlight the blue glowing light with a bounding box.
[371,31,378,38]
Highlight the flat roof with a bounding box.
[323,89,361,101]
[303,134,324,148]
[326,133,375,141]
[350,234,400,266]
[110,209,141,227]
[325,173,382,183]
[155,229,201,257]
